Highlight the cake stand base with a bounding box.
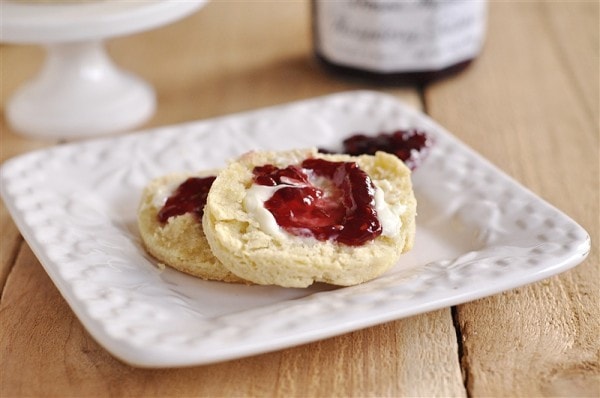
[2,0,207,139]
[7,42,156,139]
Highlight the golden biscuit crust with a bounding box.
[137,172,245,283]
[203,148,416,288]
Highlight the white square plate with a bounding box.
[1,91,590,367]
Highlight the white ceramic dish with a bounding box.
[0,91,590,368]
[1,0,207,43]
[1,0,207,138]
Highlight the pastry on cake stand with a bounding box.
[1,0,207,139]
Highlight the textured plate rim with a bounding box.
[0,91,590,367]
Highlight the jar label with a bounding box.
[315,0,488,72]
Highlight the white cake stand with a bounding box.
[1,0,207,139]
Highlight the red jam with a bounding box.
[157,176,216,223]
[253,158,382,246]
[321,129,433,170]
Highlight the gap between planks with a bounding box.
[418,82,470,397]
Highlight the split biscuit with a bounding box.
[202,148,416,288]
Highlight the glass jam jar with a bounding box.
[312,0,488,85]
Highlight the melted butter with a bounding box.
[151,180,183,209]
[243,184,286,239]
[373,183,405,237]
[243,179,404,241]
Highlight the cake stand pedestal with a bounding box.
[1,0,207,139]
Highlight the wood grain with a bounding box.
[0,248,464,397]
[0,1,598,397]
[425,2,599,396]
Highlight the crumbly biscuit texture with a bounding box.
[203,148,416,288]
[138,172,245,283]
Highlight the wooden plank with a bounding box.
[542,1,599,122]
[273,311,465,397]
[425,2,599,396]
[0,1,466,397]
[0,246,465,397]
[0,202,20,296]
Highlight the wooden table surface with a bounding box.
[1,1,598,397]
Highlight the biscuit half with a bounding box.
[138,171,245,283]
[203,148,416,288]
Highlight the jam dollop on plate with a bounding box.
[321,129,433,170]
[253,158,382,246]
